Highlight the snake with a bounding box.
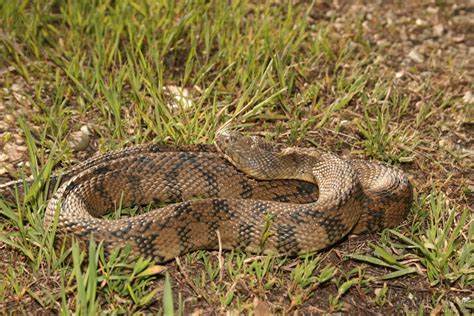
[0,130,412,262]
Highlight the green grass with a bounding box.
[0,0,472,314]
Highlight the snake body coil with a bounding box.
[0,131,412,262]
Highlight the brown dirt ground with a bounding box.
[0,0,472,314]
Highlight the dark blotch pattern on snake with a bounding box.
[0,130,413,262]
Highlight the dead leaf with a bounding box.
[0,165,9,176]
[254,297,271,316]
[68,125,91,151]
[462,91,473,104]
[415,18,427,26]
[191,309,203,316]
[164,85,194,112]
[136,265,167,277]
[395,70,405,79]
[4,143,27,161]
[408,48,424,63]
[433,24,444,37]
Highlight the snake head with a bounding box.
[215,129,285,180]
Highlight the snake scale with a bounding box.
[0,130,412,262]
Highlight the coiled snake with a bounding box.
[0,130,412,262]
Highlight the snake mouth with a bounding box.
[214,129,231,154]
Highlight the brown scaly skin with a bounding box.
[0,130,412,262]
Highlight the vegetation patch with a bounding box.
[0,0,472,314]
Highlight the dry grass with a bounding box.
[0,0,472,314]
